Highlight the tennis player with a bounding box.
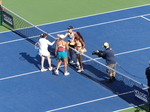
[61,26,77,64]
[96,42,116,82]
[57,26,83,66]
[55,34,70,76]
[74,36,86,72]
[38,33,55,72]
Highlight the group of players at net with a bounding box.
[36,26,116,82]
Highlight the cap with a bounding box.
[68,26,74,29]
[103,42,109,47]
[59,34,65,39]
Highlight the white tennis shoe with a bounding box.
[64,72,70,76]
[77,69,84,72]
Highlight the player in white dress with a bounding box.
[38,33,55,72]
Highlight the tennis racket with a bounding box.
[35,42,40,49]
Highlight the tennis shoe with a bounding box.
[48,67,53,71]
[106,79,113,83]
[76,66,80,70]
[55,70,59,75]
[76,61,80,66]
[69,60,74,64]
[41,69,47,72]
[64,72,70,76]
[77,69,84,72]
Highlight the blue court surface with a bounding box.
[0,4,150,112]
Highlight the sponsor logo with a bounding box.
[2,11,14,28]
[134,86,148,103]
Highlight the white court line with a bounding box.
[0,8,150,45]
[38,4,150,27]
[0,35,38,45]
[141,16,150,21]
[0,4,149,81]
[49,12,150,35]
[115,46,150,56]
[0,70,40,81]
[113,106,136,112]
[0,64,65,81]
[1,12,150,46]
[81,46,150,62]
[46,95,118,112]
[0,4,149,35]
[45,91,134,112]
[0,38,26,45]
[0,5,148,112]
[0,46,149,81]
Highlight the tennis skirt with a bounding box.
[39,49,50,57]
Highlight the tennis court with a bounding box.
[0,1,150,112]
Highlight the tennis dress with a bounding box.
[38,38,55,56]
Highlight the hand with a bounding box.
[57,34,60,36]
[55,52,57,56]
[55,38,59,41]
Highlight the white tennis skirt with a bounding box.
[39,50,50,56]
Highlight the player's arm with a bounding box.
[47,39,56,46]
[80,39,85,48]
[56,33,68,40]
[66,42,69,50]
[57,33,68,39]
[64,32,69,38]
[55,42,58,55]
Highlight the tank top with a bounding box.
[68,32,76,43]
[57,40,66,51]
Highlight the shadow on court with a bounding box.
[19,52,65,75]
[19,52,41,70]
[69,61,149,112]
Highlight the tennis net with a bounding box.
[0,5,55,44]
[0,5,149,111]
